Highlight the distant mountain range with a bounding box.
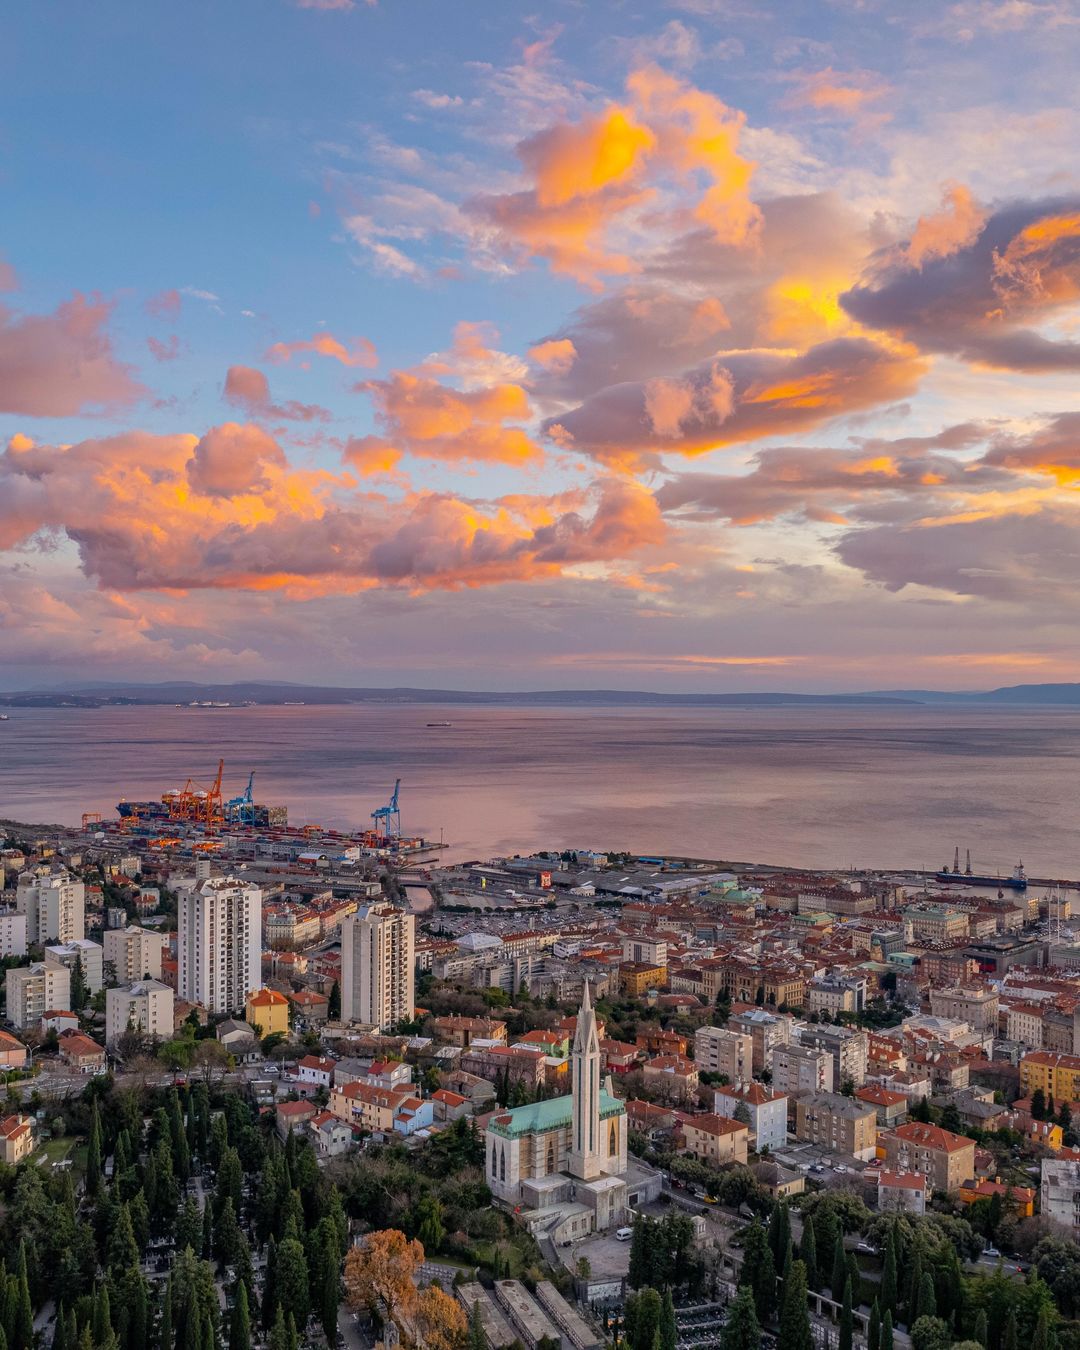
[4,680,1080,708]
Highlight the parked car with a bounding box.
[616,1227,634,1241]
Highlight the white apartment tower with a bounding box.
[106,979,175,1046]
[6,961,71,1029]
[16,871,85,944]
[177,876,262,1015]
[104,926,164,984]
[341,904,415,1031]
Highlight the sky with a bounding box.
[2,0,1080,693]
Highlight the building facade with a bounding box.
[6,961,71,1029]
[793,1094,877,1160]
[177,876,262,1016]
[881,1121,976,1193]
[694,1025,753,1081]
[104,926,164,984]
[341,904,415,1032]
[105,979,175,1046]
[16,871,85,944]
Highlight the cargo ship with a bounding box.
[936,854,1027,891]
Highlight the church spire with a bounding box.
[568,979,602,1181]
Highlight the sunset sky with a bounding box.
[3,0,1080,691]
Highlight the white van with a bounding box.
[615,1227,634,1241]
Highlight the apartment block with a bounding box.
[796,1024,869,1090]
[16,870,85,944]
[0,912,27,959]
[6,961,71,1029]
[730,1008,791,1075]
[105,979,175,1046]
[1041,1158,1080,1234]
[1020,1051,1080,1103]
[929,985,999,1035]
[177,875,262,1016]
[103,925,164,983]
[772,1042,834,1096]
[793,1093,877,1161]
[679,1113,750,1166]
[881,1121,976,1193]
[341,904,415,1032]
[713,1081,788,1152]
[45,938,104,995]
[695,1025,754,1081]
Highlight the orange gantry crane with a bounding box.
[81,812,102,831]
[166,758,226,833]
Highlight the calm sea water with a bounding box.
[1,703,1078,876]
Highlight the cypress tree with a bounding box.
[229,1285,251,1350]
[13,1267,32,1350]
[628,1216,651,1290]
[261,1238,278,1331]
[974,1310,988,1348]
[159,1280,173,1350]
[917,1272,936,1323]
[880,1230,898,1315]
[92,1286,112,1349]
[1003,1310,1018,1350]
[740,1223,776,1324]
[468,1301,487,1350]
[769,1202,791,1266]
[868,1300,880,1350]
[201,1204,212,1261]
[660,1289,677,1350]
[839,1278,853,1350]
[720,1286,761,1350]
[882,1311,894,1350]
[831,1233,847,1302]
[777,1259,812,1350]
[86,1101,103,1198]
[905,1247,924,1326]
[1032,1305,1056,1350]
[799,1218,817,1290]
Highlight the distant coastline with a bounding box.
[3,678,1080,709]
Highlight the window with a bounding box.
[500,1147,506,1182]
[610,1122,617,1155]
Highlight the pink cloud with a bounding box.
[145,288,182,319]
[147,335,182,363]
[186,422,288,498]
[266,332,378,369]
[0,293,143,417]
[223,365,330,423]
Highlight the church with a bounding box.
[485,982,629,1241]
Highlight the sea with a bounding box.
[1,702,1079,878]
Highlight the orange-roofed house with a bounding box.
[58,1030,106,1074]
[0,1114,35,1166]
[678,1112,750,1166]
[276,1098,317,1139]
[516,1028,570,1058]
[855,1084,909,1128]
[245,988,289,1038]
[878,1170,928,1215]
[959,1177,1036,1218]
[643,1054,699,1102]
[0,1030,28,1070]
[431,1088,471,1123]
[882,1121,977,1194]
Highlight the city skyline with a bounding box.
[3,2,1080,691]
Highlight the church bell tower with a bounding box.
[568,980,603,1181]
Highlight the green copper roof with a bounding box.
[488,1089,625,1138]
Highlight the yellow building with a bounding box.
[245,987,290,1037]
[619,962,667,996]
[679,1114,750,1167]
[1020,1051,1080,1103]
[0,1114,35,1166]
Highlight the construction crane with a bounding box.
[371,779,402,840]
[81,812,101,831]
[202,759,224,834]
[225,771,256,827]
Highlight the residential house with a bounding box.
[643,1054,699,1102]
[431,1089,472,1123]
[855,1084,909,1128]
[793,1093,877,1161]
[0,1030,28,1071]
[694,1025,753,1081]
[0,1114,35,1166]
[878,1171,928,1215]
[713,1082,788,1153]
[276,1099,317,1140]
[308,1110,353,1157]
[678,1112,750,1166]
[245,988,290,1038]
[297,1055,337,1090]
[329,1080,412,1134]
[881,1121,977,1194]
[57,1030,106,1074]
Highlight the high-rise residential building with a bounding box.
[106,979,175,1046]
[341,904,415,1031]
[45,938,104,995]
[6,961,71,1029]
[0,912,27,959]
[104,926,164,984]
[694,1024,753,1080]
[176,876,262,1016]
[16,871,85,944]
[771,1042,834,1096]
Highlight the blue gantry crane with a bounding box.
[371,778,402,840]
[225,771,256,827]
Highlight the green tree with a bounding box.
[315,1217,341,1347]
[229,1281,252,1350]
[415,1194,445,1253]
[777,1260,812,1350]
[882,1310,894,1350]
[721,1287,761,1350]
[880,1229,898,1315]
[799,1216,817,1290]
[868,1300,880,1350]
[660,1289,677,1350]
[70,955,88,1012]
[468,1301,487,1350]
[632,1289,662,1350]
[159,1280,173,1350]
[86,1100,103,1198]
[1032,1305,1056,1350]
[274,1238,310,1335]
[740,1222,777,1325]
[628,1215,652,1290]
[910,1318,950,1350]
[328,980,341,1020]
[831,1232,847,1301]
[1031,1089,1047,1120]
[916,1271,936,1323]
[769,1201,791,1266]
[839,1278,853,1350]
[1002,1309,1018,1350]
[974,1310,988,1347]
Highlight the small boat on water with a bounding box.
[426,721,452,728]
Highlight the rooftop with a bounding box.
[487,1088,625,1138]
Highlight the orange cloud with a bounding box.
[187,422,288,498]
[907,185,987,267]
[785,67,891,120]
[529,338,577,374]
[223,365,329,422]
[467,67,759,286]
[266,332,378,368]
